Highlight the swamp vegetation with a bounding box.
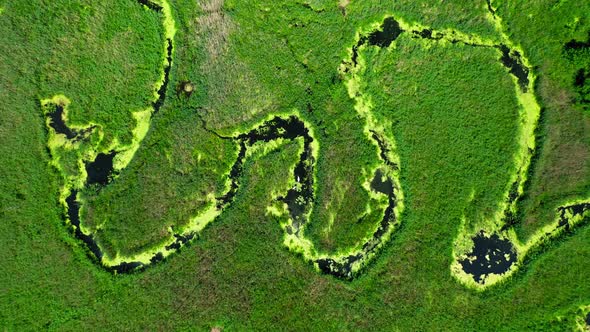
[1,0,590,330]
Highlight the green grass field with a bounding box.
[1,0,589,330]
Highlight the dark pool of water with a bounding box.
[371,169,393,196]
[165,232,196,251]
[351,17,405,66]
[367,17,403,48]
[85,151,116,186]
[498,45,530,92]
[314,167,398,279]
[459,232,517,283]
[48,105,78,139]
[47,0,171,275]
[370,131,398,169]
[413,29,436,40]
[235,116,315,230]
[585,312,590,326]
[110,261,144,274]
[564,32,590,53]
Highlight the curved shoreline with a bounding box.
[41,2,589,284]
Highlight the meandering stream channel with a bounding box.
[42,1,589,285]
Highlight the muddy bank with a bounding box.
[459,232,517,283]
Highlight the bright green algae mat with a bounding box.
[1,0,590,330]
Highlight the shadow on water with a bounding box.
[459,232,517,283]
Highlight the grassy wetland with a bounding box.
[1,0,590,330]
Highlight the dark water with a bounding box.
[316,254,362,280]
[233,116,315,230]
[575,68,588,88]
[498,45,530,92]
[412,29,440,40]
[137,0,162,11]
[351,17,405,66]
[62,113,398,278]
[65,191,103,261]
[56,12,550,279]
[459,232,517,283]
[315,165,398,280]
[586,312,590,326]
[217,141,247,208]
[153,39,173,113]
[111,261,144,274]
[48,105,78,139]
[367,17,403,48]
[557,203,590,230]
[85,152,116,186]
[564,32,590,53]
[486,0,496,17]
[42,0,170,274]
[165,232,196,251]
[370,131,398,169]
[371,169,393,196]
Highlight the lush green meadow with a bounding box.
[1,0,589,330]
